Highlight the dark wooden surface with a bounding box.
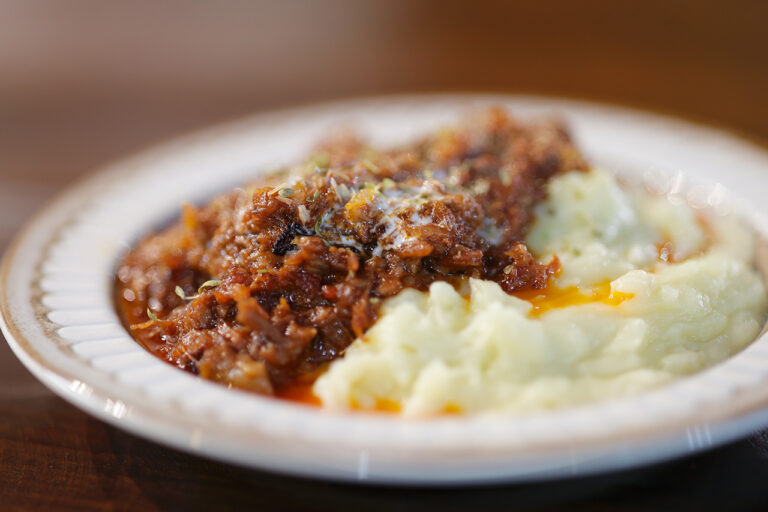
[2,1,768,510]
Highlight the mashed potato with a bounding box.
[313,169,768,416]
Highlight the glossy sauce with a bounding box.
[274,380,322,406]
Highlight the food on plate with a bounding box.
[116,108,767,416]
[315,169,766,415]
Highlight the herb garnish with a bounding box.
[146,308,161,322]
[174,286,188,300]
[174,280,222,301]
[313,217,332,246]
[130,308,164,330]
[198,280,221,293]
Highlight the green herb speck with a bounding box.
[306,189,320,202]
[197,279,221,295]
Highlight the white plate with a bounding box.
[3,94,768,485]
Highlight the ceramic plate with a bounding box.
[3,94,768,484]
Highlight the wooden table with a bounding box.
[2,2,768,510]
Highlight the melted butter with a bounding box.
[351,398,402,414]
[513,281,634,316]
[442,403,463,415]
[350,399,464,415]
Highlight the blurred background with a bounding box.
[0,0,768,250]
[1,1,768,509]
[2,0,767,255]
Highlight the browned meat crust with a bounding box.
[116,108,587,394]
